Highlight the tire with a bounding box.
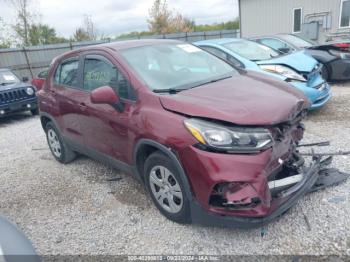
[321,63,330,81]
[144,151,191,224]
[45,122,76,164]
[30,108,39,115]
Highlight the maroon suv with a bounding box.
[38,40,337,227]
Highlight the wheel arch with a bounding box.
[133,139,193,200]
[40,113,60,132]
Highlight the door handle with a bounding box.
[79,102,87,110]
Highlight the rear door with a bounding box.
[50,56,86,145]
[78,52,137,164]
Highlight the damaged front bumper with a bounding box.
[189,154,349,228]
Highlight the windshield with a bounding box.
[223,40,280,61]
[0,70,20,85]
[119,43,236,91]
[279,34,315,48]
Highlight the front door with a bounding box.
[78,53,137,164]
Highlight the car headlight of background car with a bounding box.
[26,87,35,96]
[259,64,306,82]
[184,118,273,153]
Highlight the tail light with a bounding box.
[332,43,350,51]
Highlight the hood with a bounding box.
[0,82,32,91]
[256,51,317,73]
[159,71,308,126]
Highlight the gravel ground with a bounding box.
[0,83,350,256]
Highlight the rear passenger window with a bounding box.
[54,58,79,87]
[83,55,136,100]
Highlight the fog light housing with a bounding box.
[0,110,5,115]
[26,104,31,108]
[209,182,261,209]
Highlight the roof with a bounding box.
[194,38,245,45]
[51,39,184,63]
[85,39,183,52]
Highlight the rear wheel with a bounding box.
[45,122,76,163]
[321,63,330,81]
[144,152,191,223]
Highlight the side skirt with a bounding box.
[64,137,142,182]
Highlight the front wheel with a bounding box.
[144,152,191,224]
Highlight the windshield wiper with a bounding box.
[0,82,15,86]
[153,88,188,94]
[153,75,233,94]
[188,75,232,89]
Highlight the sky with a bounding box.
[0,0,239,38]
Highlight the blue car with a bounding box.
[194,38,331,110]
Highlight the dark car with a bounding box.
[37,40,344,228]
[31,69,48,91]
[0,69,38,117]
[250,34,350,81]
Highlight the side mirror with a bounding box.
[22,76,29,82]
[91,86,119,104]
[90,85,124,112]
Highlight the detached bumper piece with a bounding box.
[190,155,349,228]
[309,168,350,193]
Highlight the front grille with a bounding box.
[0,88,31,105]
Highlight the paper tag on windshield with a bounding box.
[177,44,201,53]
[3,74,16,81]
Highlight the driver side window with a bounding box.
[83,55,136,100]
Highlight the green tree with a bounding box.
[72,28,90,42]
[147,0,194,34]
[29,23,68,45]
[194,19,239,32]
[0,17,12,48]
[72,15,98,42]
[8,0,36,46]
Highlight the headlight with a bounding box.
[184,118,273,153]
[26,87,34,96]
[259,64,306,82]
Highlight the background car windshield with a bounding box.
[120,43,236,91]
[224,40,280,61]
[0,70,20,85]
[279,35,314,48]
